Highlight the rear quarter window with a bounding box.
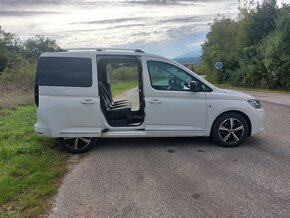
[37,57,92,87]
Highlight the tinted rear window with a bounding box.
[37,57,92,87]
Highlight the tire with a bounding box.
[211,112,249,147]
[60,137,97,154]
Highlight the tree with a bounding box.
[238,0,278,47]
[200,0,290,90]
[0,53,7,72]
[0,26,28,71]
[24,35,62,59]
[0,26,16,71]
[201,17,239,83]
[260,7,290,89]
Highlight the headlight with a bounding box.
[247,99,261,109]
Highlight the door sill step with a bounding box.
[102,130,146,138]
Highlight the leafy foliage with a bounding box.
[201,0,290,90]
[184,63,202,75]
[0,26,62,108]
[0,27,18,71]
[109,64,139,82]
[24,35,62,60]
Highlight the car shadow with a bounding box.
[88,134,264,155]
[91,137,217,152]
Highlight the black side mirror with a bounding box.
[190,81,200,92]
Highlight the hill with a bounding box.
[173,51,201,64]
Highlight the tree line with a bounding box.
[201,0,290,90]
[0,27,61,71]
[0,26,61,92]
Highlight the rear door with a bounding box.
[142,58,207,136]
[36,53,102,137]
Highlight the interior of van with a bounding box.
[97,57,145,127]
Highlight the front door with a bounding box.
[143,59,207,136]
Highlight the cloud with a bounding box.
[0,0,62,8]
[107,23,146,29]
[1,0,61,5]
[126,0,233,5]
[71,17,147,25]
[161,14,214,23]
[113,29,207,58]
[1,0,236,8]
[166,23,209,39]
[131,32,150,37]
[127,0,196,5]
[0,10,63,16]
[68,14,213,33]
[1,0,240,58]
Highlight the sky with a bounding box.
[0,0,288,58]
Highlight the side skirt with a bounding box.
[101,130,207,138]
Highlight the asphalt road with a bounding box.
[49,92,290,218]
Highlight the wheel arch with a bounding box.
[210,110,252,137]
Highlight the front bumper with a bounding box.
[250,108,265,135]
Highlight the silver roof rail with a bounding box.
[65,48,145,53]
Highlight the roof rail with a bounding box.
[65,48,145,53]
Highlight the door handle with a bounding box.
[149,99,162,104]
[81,99,96,105]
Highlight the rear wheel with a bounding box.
[60,137,96,154]
[211,112,249,147]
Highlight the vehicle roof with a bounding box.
[40,49,166,60]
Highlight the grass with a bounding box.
[0,81,136,217]
[0,84,34,110]
[0,106,69,217]
[0,91,34,110]
[214,83,290,94]
[111,81,138,97]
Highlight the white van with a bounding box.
[34,48,265,153]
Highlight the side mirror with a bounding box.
[190,81,200,92]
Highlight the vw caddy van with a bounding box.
[34,48,265,153]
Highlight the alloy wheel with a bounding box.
[218,118,244,144]
[63,137,92,151]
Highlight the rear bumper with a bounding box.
[35,121,52,137]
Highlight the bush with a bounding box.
[0,52,8,71]
[201,0,290,90]
[109,65,139,82]
[0,26,62,108]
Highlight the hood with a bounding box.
[208,88,256,101]
[220,89,255,100]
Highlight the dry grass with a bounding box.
[0,85,34,110]
[0,60,36,109]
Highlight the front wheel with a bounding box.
[211,112,249,147]
[60,137,97,154]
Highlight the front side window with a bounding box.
[147,61,197,91]
[37,57,92,87]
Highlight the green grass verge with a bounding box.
[0,106,69,217]
[0,81,136,217]
[111,81,138,97]
[214,83,290,94]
